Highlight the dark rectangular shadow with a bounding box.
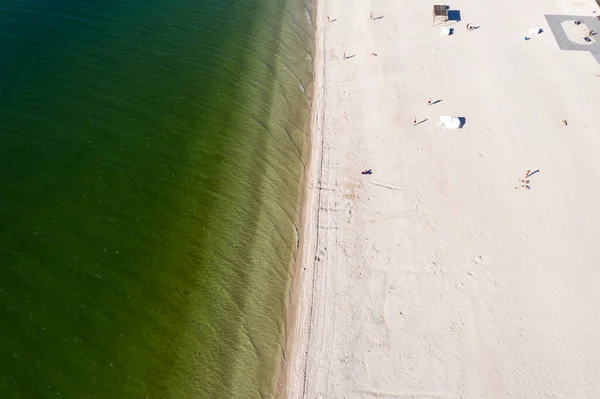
[373,16,384,20]
[447,10,461,22]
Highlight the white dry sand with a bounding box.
[287,0,600,397]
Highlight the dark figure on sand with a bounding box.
[515,169,539,189]
[515,179,531,190]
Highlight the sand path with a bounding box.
[289,0,600,397]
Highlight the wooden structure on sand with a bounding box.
[433,5,448,26]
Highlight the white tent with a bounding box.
[439,116,461,129]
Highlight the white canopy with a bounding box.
[439,116,461,129]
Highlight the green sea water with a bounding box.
[0,0,314,397]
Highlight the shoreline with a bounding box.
[1,0,318,397]
[277,0,326,395]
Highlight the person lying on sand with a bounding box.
[515,179,530,189]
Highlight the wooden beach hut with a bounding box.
[433,5,448,26]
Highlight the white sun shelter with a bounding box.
[439,116,461,129]
[529,26,543,36]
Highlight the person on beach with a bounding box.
[515,170,532,189]
[343,52,346,60]
[370,12,373,20]
[413,117,417,125]
[515,180,531,190]
[428,98,432,105]
[466,23,470,31]
[327,16,330,23]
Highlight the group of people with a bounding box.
[515,169,538,190]
[574,19,595,41]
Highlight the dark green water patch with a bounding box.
[0,0,314,397]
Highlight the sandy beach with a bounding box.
[287,0,600,396]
